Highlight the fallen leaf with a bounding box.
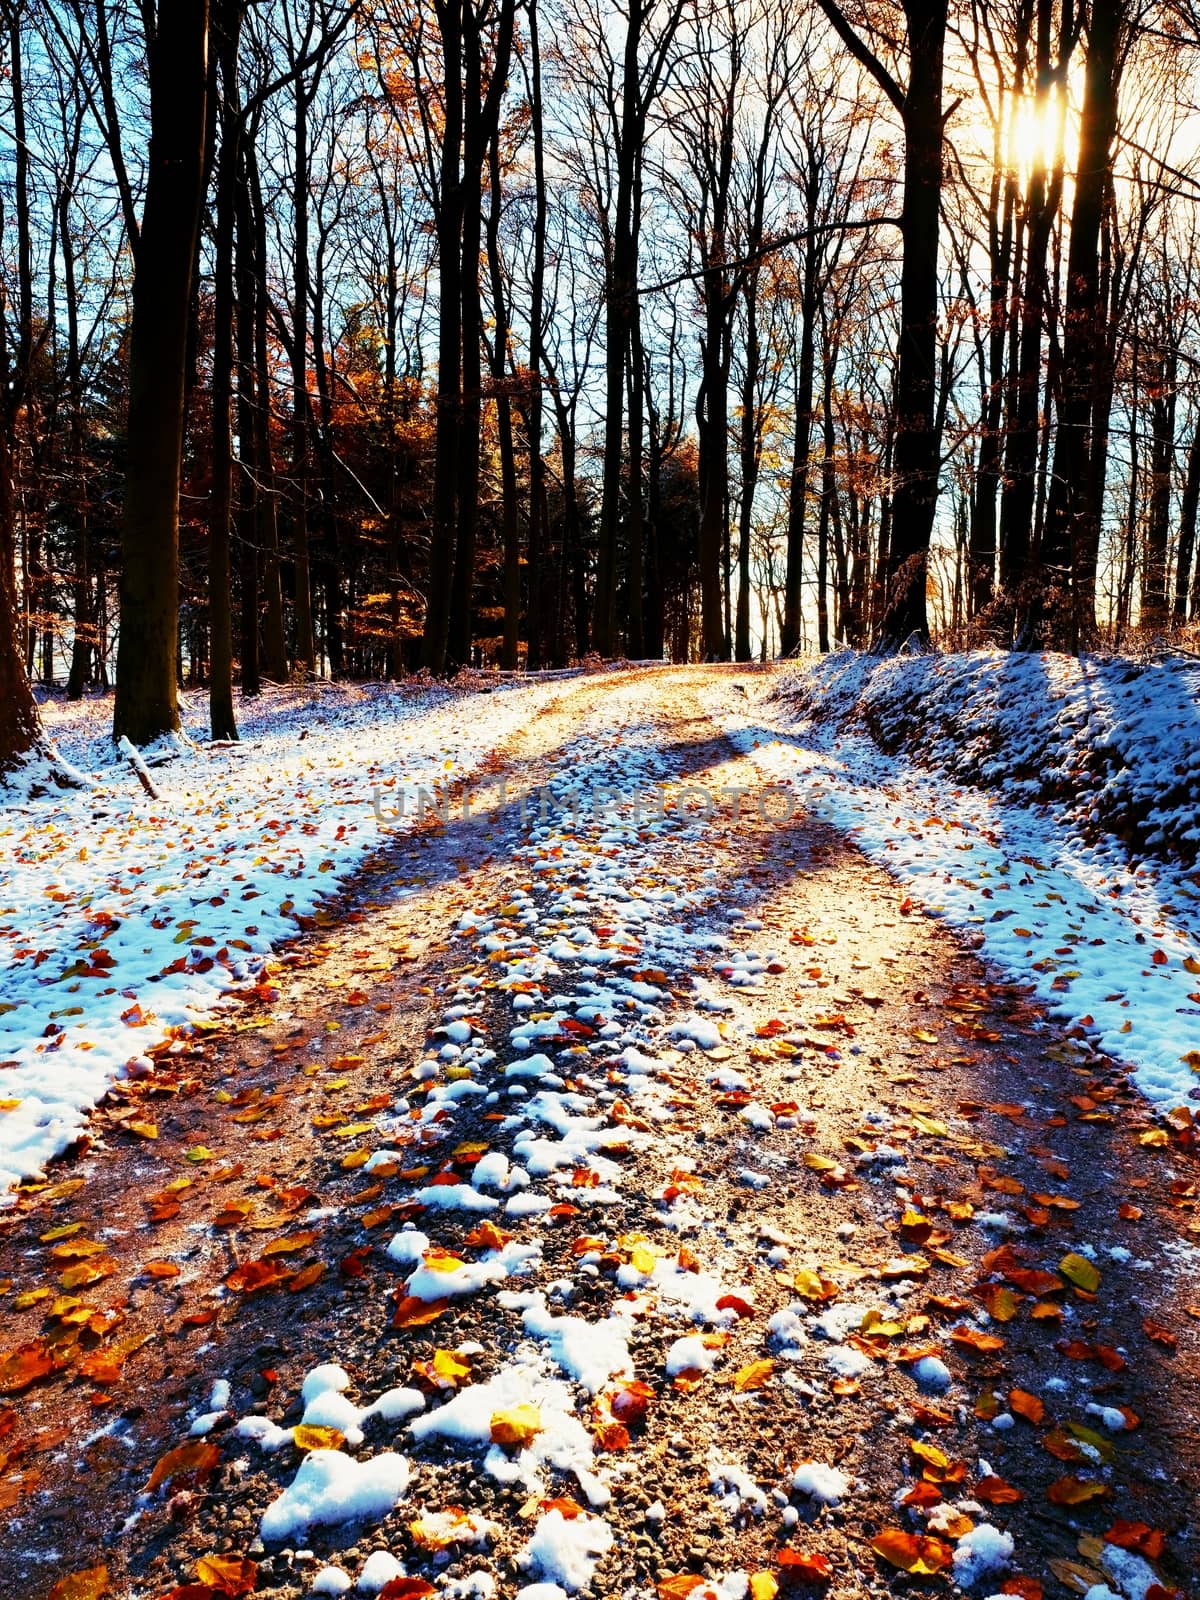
[1103,1520,1165,1559]
[194,1555,257,1597]
[733,1359,774,1392]
[146,1440,221,1493]
[870,1529,952,1574]
[976,1475,1024,1504]
[490,1404,541,1448]
[47,1569,110,1600]
[1047,1476,1108,1505]
[1010,1388,1045,1425]
[777,1549,832,1582]
[1059,1253,1100,1293]
[292,1425,344,1452]
[392,1295,448,1328]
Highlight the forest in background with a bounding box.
[2,0,1200,761]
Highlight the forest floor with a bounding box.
[1,666,1198,1600]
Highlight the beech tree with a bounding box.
[113,1,211,746]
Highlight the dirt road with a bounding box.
[1,668,1196,1600]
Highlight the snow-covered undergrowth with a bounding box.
[776,650,1200,865]
[0,678,552,1199]
[709,651,1200,1115]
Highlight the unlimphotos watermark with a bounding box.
[371,774,795,830]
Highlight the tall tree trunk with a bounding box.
[735,279,761,662]
[0,1,44,759]
[485,130,520,670]
[816,335,836,653]
[885,3,945,644]
[970,130,1016,617]
[0,463,39,766]
[626,297,646,659]
[1142,346,1176,633]
[1176,415,1200,623]
[447,9,485,672]
[290,71,315,673]
[1034,0,1122,649]
[424,0,465,674]
[207,0,241,740]
[248,141,287,681]
[525,0,548,669]
[62,171,92,701]
[782,229,819,657]
[235,136,260,699]
[594,10,644,657]
[113,0,210,746]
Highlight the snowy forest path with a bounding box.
[1,668,1197,1600]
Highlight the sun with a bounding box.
[1005,89,1064,184]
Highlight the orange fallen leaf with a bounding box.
[226,1259,291,1294]
[47,1568,110,1600]
[0,1342,56,1394]
[657,1580,705,1600]
[1009,1388,1045,1425]
[392,1295,448,1328]
[950,1326,1004,1353]
[1103,1520,1165,1559]
[976,1475,1023,1504]
[1046,1475,1107,1505]
[194,1555,258,1597]
[778,1548,832,1582]
[146,1440,221,1493]
[870,1529,952,1574]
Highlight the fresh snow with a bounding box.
[0,679,552,1199]
[710,657,1200,1114]
[259,1448,411,1541]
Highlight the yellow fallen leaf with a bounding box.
[630,1243,658,1274]
[1059,1253,1100,1293]
[733,1359,775,1392]
[292,1425,344,1452]
[490,1404,542,1448]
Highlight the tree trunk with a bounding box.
[207,0,241,740]
[447,10,485,672]
[235,134,260,699]
[113,0,210,746]
[62,167,92,701]
[423,0,465,674]
[1142,346,1176,633]
[525,0,548,670]
[782,231,819,657]
[248,140,287,681]
[816,336,836,653]
[485,129,520,670]
[880,2,946,646]
[734,279,761,662]
[1034,0,1122,649]
[291,75,316,673]
[1175,416,1200,623]
[626,297,646,659]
